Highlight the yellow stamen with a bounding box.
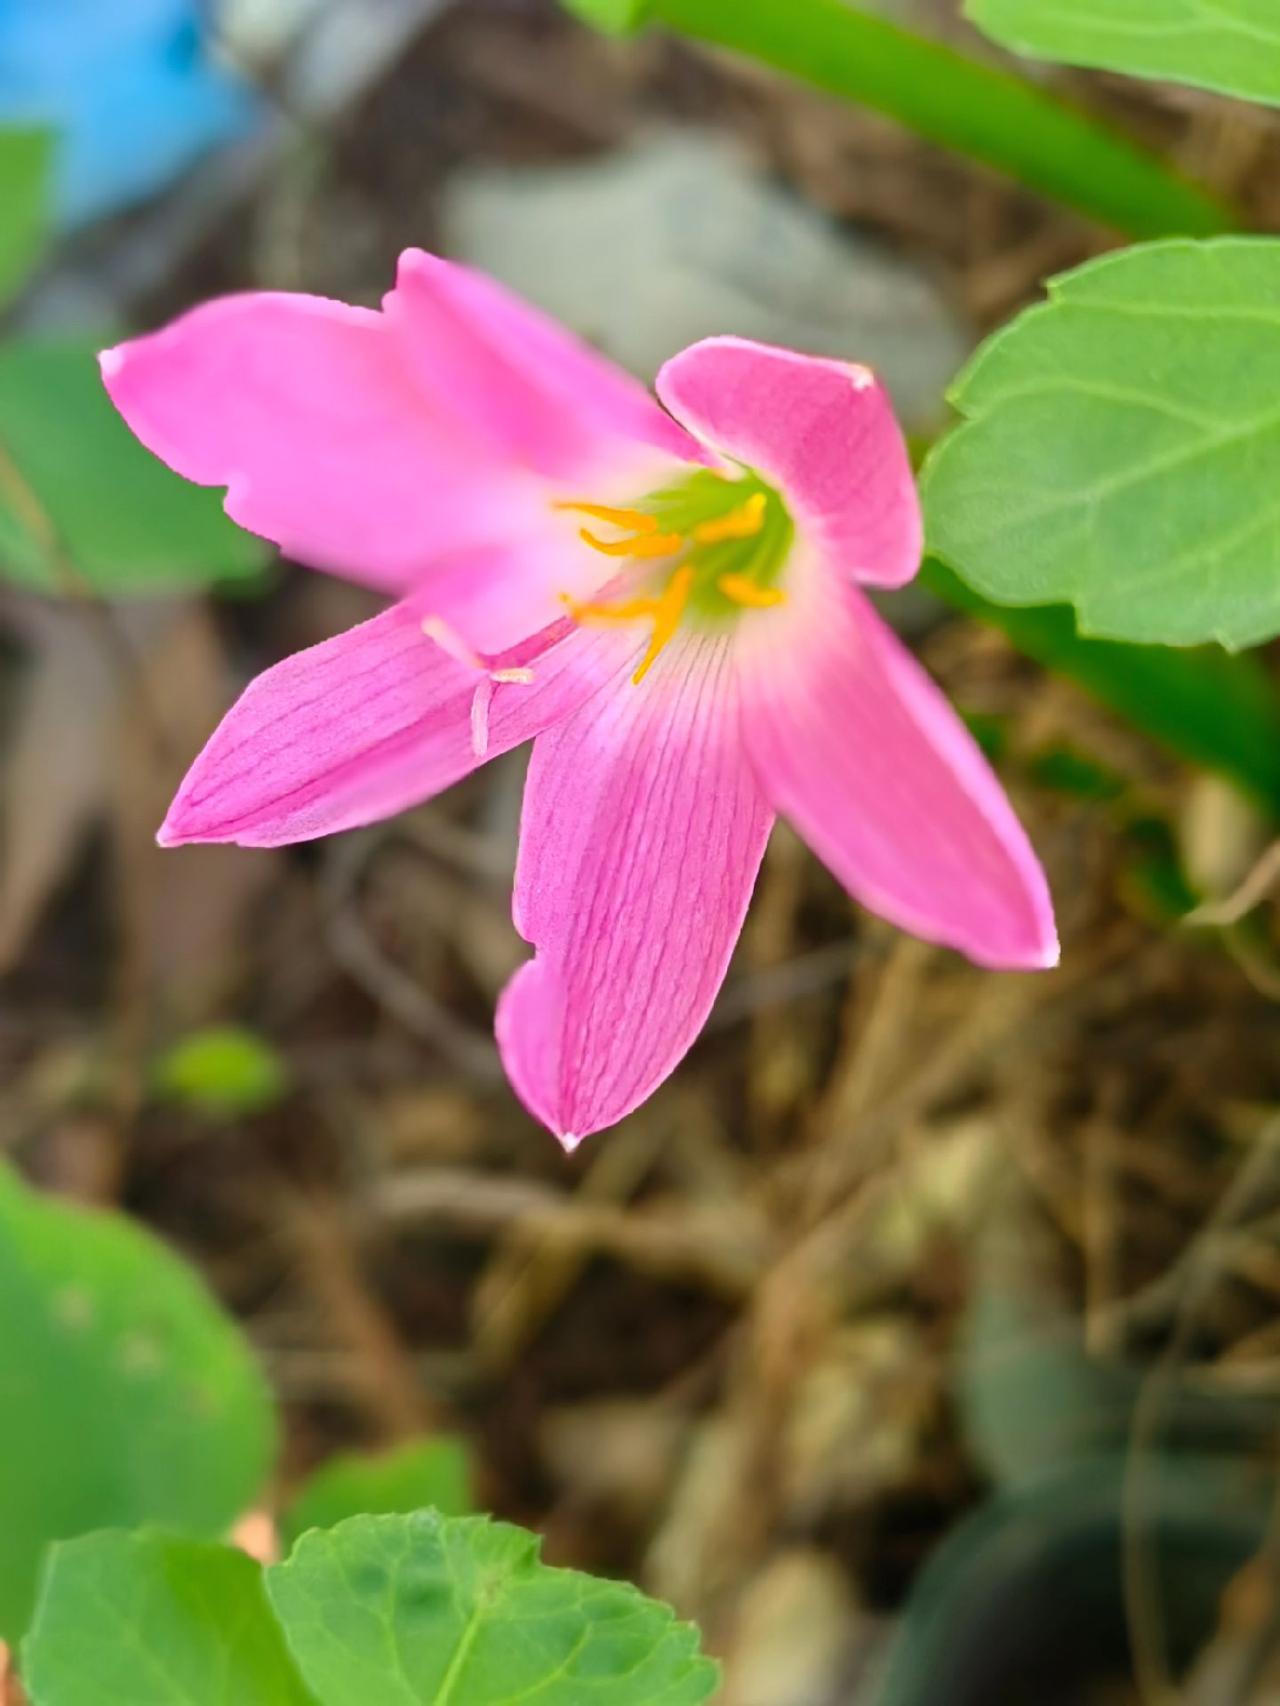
[633,565,695,685]
[562,592,661,624]
[693,492,767,545]
[580,527,685,559]
[555,502,660,533]
[717,573,787,609]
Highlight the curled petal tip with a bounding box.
[980,910,1059,972]
[1011,877,1060,971]
[1034,929,1061,971]
[98,346,126,383]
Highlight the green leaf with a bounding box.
[0,129,53,308]
[643,0,1232,240]
[921,560,1280,816]
[0,340,268,596]
[282,1439,474,1550]
[267,1512,719,1706]
[153,1027,289,1120]
[0,1165,276,1640]
[922,238,1280,650]
[559,0,653,31]
[23,1532,314,1706]
[967,0,1280,110]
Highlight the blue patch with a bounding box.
[0,0,260,225]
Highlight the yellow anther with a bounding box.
[633,565,695,685]
[580,527,685,559]
[557,484,785,681]
[562,592,661,624]
[555,502,660,533]
[717,573,787,609]
[693,492,767,545]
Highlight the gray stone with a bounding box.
[443,131,971,430]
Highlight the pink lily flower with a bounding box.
[101,250,1057,1147]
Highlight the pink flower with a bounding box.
[101,250,1057,1147]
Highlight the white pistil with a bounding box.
[422,617,538,755]
[469,668,536,758]
[470,677,494,757]
[422,614,485,670]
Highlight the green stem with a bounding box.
[649,0,1235,239]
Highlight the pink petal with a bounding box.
[101,292,547,594]
[657,336,922,589]
[386,250,705,484]
[418,539,641,660]
[160,601,636,849]
[739,570,1057,969]
[497,636,774,1147]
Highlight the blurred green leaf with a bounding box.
[958,710,1006,764]
[23,1532,314,1706]
[282,1438,474,1550]
[1029,747,1126,802]
[267,1512,719,1706]
[968,0,1280,110]
[0,129,53,307]
[876,1457,1265,1706]
[0,1164,276,1640]
[960,1286,1143,1489]
[959,1208,1278,1492]
[560,0,653,31]
[153,1026,289,1120]
[628,0,1231,239]
[0,339,268,596]
[922,239,1280,650]
[1121,814,1203,921]
[923,560,1280,818]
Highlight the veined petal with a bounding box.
[657,336,922,589]
[159,601,636,849]
[497,635,774,1148]
[739,566,1057,969]
[386,250,706,485]
[421,536,645,659]
[101,292,548,593]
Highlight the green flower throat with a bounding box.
[558,468,795,682]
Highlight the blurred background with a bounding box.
[4,2,1280,1702]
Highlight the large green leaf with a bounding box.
[266,1512,719,1706]
[23,1532,314,1706]
[0,130,53,308]
[0,1165,275,1639]
[922,239,1280,649]
[967,0,1280,110]
[0,339,268,596]
[281,1438,474,1550]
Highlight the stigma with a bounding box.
[556,476,791,683]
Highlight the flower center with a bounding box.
[556,470,794,683]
